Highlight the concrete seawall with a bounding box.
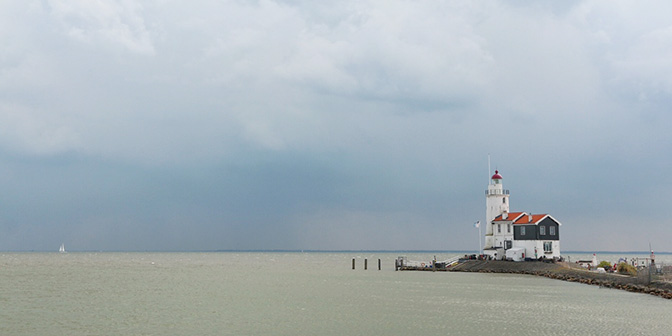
[449,260,672,300]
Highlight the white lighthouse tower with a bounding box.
[484,170,509,254]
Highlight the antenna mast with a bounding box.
[488,154,491,184]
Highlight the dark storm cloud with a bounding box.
[1,0,671,251]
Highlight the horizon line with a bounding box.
[2,249,669,254]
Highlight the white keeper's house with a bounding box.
[483,170,562,260]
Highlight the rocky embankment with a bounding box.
[450,260,672,300]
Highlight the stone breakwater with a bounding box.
[450,260,672,300]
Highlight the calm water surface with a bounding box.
[1,252,670,335]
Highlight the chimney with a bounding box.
[502,211,508,220]
[528,213,533,222]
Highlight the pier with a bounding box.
[394,255,462,271]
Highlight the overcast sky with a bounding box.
[1,0,671,252]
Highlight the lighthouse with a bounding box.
[484,170,509,254]
[482,170,563,261]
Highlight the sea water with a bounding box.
[1,252,670,336]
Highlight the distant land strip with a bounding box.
[3,249,671,254]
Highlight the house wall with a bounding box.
[512,240,561,259]
[537,217,559,241]
[513,218,560,241]
[492,221,513,249]
[514,224,537,240]
[512,216,562,259]
[550,241,560,258]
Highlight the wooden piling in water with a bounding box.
[352,258,355,270]
[378,259,381,270]
[365,258,368,270]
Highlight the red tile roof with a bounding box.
[493,212,561,226]
[513,214,547,225]
[492,212,525,222]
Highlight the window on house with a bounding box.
[539,226,545,235]
[550,226,556,235]
[520,226,526,235]
[503,198,506,204]
[497,224,501,233]
[507,224,511,233]
[544,241,552,253]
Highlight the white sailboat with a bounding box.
[59,243,66,253]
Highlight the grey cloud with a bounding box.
[1,0,672,252]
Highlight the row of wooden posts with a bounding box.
[352,258,382,270]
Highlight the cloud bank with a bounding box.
[1,0,671,251]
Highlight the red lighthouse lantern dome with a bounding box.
[491,170,502,180]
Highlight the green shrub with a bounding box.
[597,261,612,271]
[617,262,637,276]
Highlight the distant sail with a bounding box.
[59,243,66,253]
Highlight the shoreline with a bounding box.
[448,260,672,300]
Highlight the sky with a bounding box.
[1,0,671,252]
